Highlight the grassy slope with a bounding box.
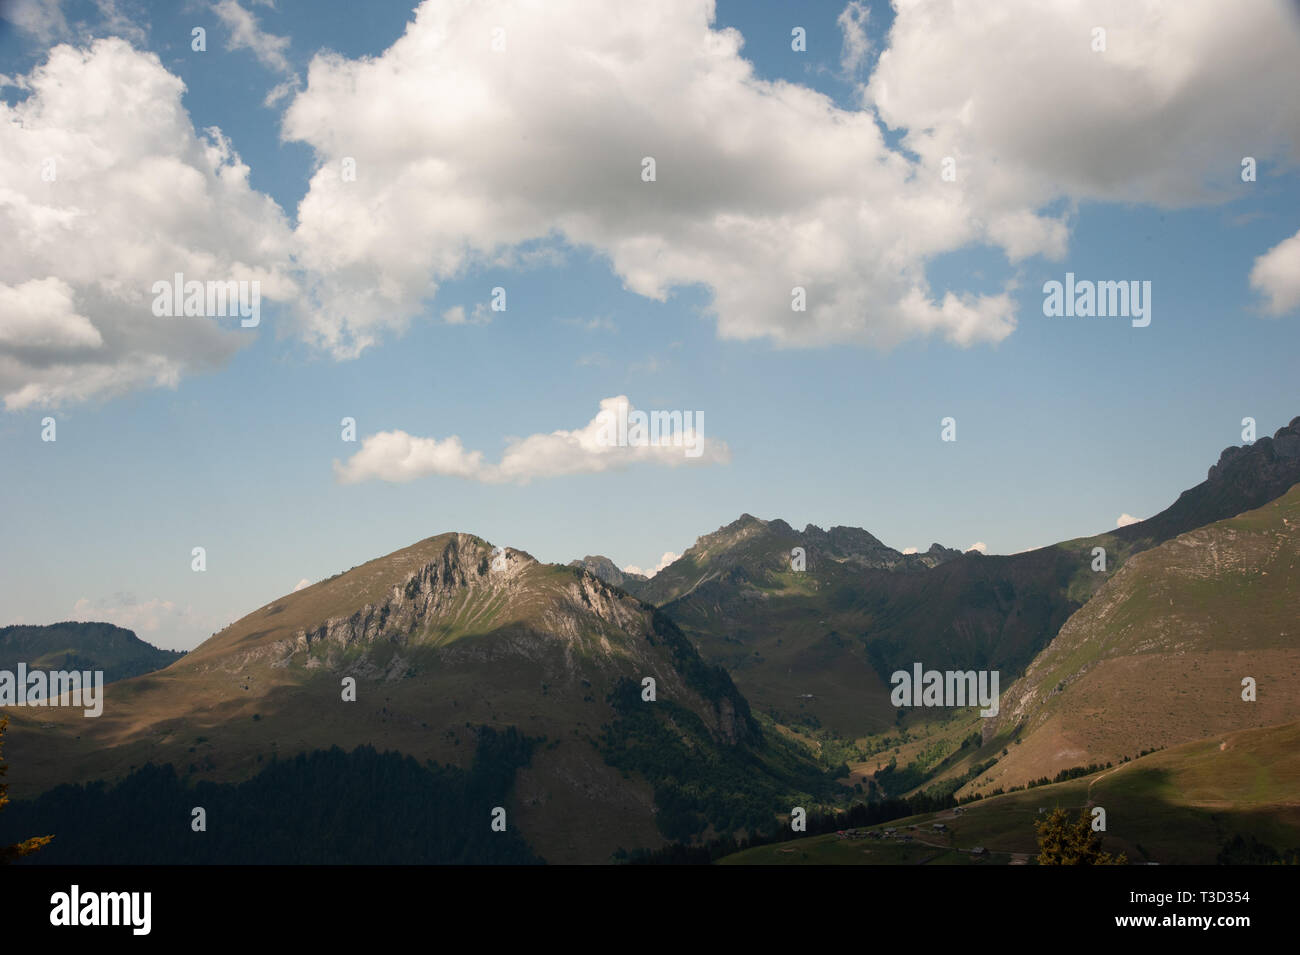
[978,485,1300,793]
[724,719,1300,865]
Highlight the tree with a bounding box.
[0,717,54,862]
[1035,807,1126,865]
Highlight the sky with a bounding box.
[1,0,1298,650]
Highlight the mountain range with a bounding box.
[3,417,1299,863]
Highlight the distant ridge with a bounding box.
[0,621,183,683]
[566,555,650,600]
[1115,416,1300,546]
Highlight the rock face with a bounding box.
[188,533,748,743]
[1208,416,1300,481]
[566,555,649,599]
[1119,416,1300,545]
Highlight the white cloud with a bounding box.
[5,2,1299,409]
[837,1,872,77]
[442,303,490,326]
[0,38,297,410]
[281,0,1026,359]
[91,0,147,45]
[966,542,987,554]
[334,396,729,485]
[214,0,292,75]
[0,278,103,351]
[623,551,680,578]
[335,432,487,484]
[1250,228,1300,315]
[72,593,194,635]
[901,546,918,555]
[292,577,312,592]
[279,0,1300,361]
[1,0,69,42]
[865,0,1300,210]
[0,0,149,45]
[1116,513,1140,528]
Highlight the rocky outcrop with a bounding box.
[1117,416,1300,545]
[567,555,649,598]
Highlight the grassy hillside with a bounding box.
[980,484,1300,793]
[722,719,1300,865]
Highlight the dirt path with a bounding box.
[1087,761,1130,799]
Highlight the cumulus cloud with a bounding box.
[901,546,918,555]
[1116,513,1140,528]
[0,278,103,351]
[0,38,297,409]
[966,542,987,554]
[865,0,1300,210]
[1250,228,1300,315]
[281,0,1025,359]
[623,551,681,578]
[334,396,729,485]
[292,577,312,592]
[281,0,1300,360]
[5,1,1299,409]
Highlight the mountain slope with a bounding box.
[648,418,1300,738]
[648,514,1091,736]
[1114,416,1300,549]
[3,533,828,863]
[0,622,183,683]
[723,719,1300,865]
[976,483,1300,793]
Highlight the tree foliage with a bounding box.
[0,717,54,863]
[1035,807,1126,865]
[0,726,539,864]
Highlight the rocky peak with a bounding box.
[567,555,647,589]
[1208,416,1300,481]
[1116,415,1300,544]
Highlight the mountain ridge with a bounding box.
[0,622,183,683]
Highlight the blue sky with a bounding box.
[2,0,1298,649]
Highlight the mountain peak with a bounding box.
[1117,416,1300,543]
[567,555,650,597]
